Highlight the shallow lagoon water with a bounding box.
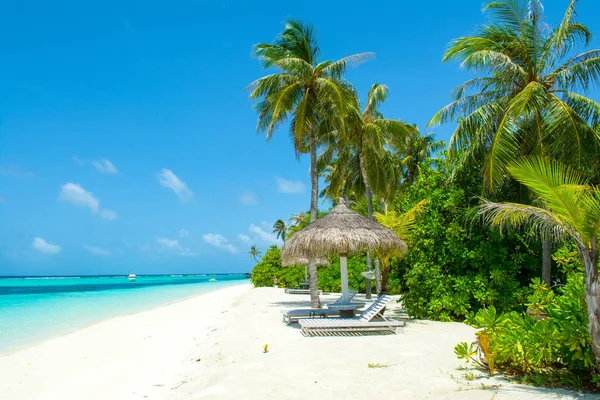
[0,274,247,354]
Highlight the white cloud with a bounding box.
[237,233,252,246]
[0,166,34,178]
[156,237,196,256]
[249,224,282,246]
[84,245,111,256]
[72,156,84,166]
[239,191,258,205]
[276,177,305,194]
[91,159,119,174]
[32,237,61,254]
[203,233,237,254]
[59,183,118,220]
[99,210,118,220]
[158,169,193,202]
[179,229,189,238]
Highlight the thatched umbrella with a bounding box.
[285,256,329,283]
[281,198,407,304]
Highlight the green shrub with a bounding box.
[250,246,383,293]
[250,246,304,288]
[318,254,377,293]
[455,274,597,389]
[390,164,539,320]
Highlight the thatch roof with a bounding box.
[283,256,329,267]
[281,198,407,266]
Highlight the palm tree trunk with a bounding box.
[542,237,552,287]
[308,134,320,308]
[358,138,374,299]
[579,238,600,364]
[374,258,382,295]
[381,263,390,295]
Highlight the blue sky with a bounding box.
[1,0,599,276]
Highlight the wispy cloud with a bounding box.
[237,233,253,246]
[179,229,189,238]
[32,237,61,254]
[59,183,118,220]
[239,191,258,205]
[0,166,35,178]
[203,233,237,254]
[91,159,119,174]
[276,177,304,194]
[84,245,111,256]
[156,237,196,256]
[72,156,85,166]
[249,224,282,246]
[158,169,193,202]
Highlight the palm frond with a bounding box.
[507,157,586,234]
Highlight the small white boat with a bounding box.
[128,274,136,281]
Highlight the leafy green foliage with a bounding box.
[390,163,539,320]
[250,246,304,288]
[317,254,376,293]
[455,275,596,388]
[430,0,600,191]
[250,246,381,293]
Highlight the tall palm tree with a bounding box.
[321,83,415,296]
[248,245,261,262]
[375,199,428,295]
[393,130,444,186]
[289,212,307,227]
[249,19,372,307]
[478,157,600,364]
[272,219,287,242]
[429,0,600,286]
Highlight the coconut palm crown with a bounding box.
[429,0,600,191]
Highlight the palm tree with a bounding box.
[289,212,307,227]
[249,19,372,307]
[375,199,428,295]
[478,157,600,364]
[429,0,600,286]
[321,83,415,296]
[393,130,444,186]
[273,219,287,242]
[248,245,261,262]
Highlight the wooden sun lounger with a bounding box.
[298,318,404,336]
[298,295,403,336]
[284,288,323,295]
[281,290,359,324]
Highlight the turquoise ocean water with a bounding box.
[0,274,248,355]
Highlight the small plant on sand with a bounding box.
[263,344,269,353]
[367,363,391,369]
[464,372,477,381]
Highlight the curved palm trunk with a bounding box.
[380,261,390,295]
[374,258,382,294]
[578,238,600,364]
[542,237,552,287]
[309,134,321,308]
[358,138,374,299]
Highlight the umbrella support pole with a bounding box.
[340,255,349,303]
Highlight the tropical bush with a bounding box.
[455,274,596,388]
[250,246,392,293]
[250,247,304,288]
[390,163,540,321]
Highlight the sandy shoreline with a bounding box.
[0,285,594,399]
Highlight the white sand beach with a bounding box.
[0,285,593,399]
